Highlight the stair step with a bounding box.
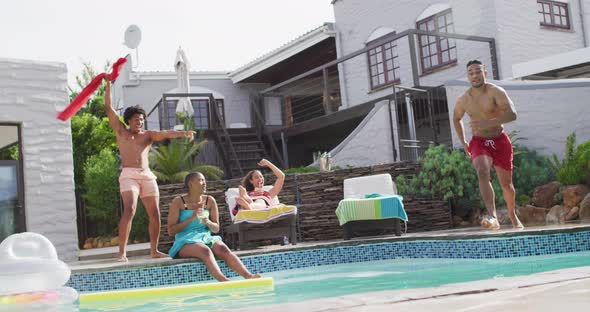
[230,157,263,161]
[233,149,265,153]
[230,141,263,145]
[224,133,258,138]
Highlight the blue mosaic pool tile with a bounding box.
[67,230,590,292]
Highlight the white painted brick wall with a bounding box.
[333,0,588,106]
[0,58,78,262]
[330,101,399,167]
[445,79,590,159]
[495,0,587,78]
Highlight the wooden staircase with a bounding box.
[217,128,270,178]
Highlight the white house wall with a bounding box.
[495,0,588,78]
[333,0,497,108]
[333,0,589,107]
[329,101,399,167]
[445,79,590,159]
[0,58,78,262]
[119,78,258,130]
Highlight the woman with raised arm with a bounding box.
[167,172,261,281]
[232,159,285,217]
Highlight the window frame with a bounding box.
[537,0,571,30]
[165,98,225,130]
[366,34,401,90]
[416,9,457,75]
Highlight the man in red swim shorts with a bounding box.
[452,60,524,230]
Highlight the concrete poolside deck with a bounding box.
[69,223,590,273]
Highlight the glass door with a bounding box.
[0,124,25,241]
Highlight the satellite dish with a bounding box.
[124,25,142,49]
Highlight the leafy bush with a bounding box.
[176,112,196,131]
[83,148,150,241]
[150,139,223,183]
[129,201,150,243]
[83,148,120,236]
[0,145,19,160]
[395,144,480,205]
[284,165,344,174]
[71,114,117,192]
[516,194,530,205]
[284,167,320,174]
[551,133,590,185]
[511,146,555,200]
[397,142,555,210]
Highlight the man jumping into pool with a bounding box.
[452,60,524,230]
[105,77,195,262]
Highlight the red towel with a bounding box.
[57,57,127,121]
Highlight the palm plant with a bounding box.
[149,138,223,183]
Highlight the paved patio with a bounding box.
[69,223,590,273]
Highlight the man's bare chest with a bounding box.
[118,132,151,149]
[466,95,499,118]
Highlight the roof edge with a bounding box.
[228,23,336,83]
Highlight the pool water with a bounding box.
[76,250,590,312]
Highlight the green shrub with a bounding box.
[397,142,555,210]
[83,148,150,241]
[490,145,555,207]
[396,144,481,205]
[129,201,150,243]
[551,133,590,185]
[284,167,320,174]
[284,165,344,174]
[553,191,563,204]
[71,114,117,192]
[83,148,120,236]
[516,194,530,205]
[0,145,19,160]
[150,139,223,183]
[512,146,555,198]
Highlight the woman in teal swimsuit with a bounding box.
[167,172,261,281]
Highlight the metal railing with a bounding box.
[260,28,498,129]
[399,139,434,161]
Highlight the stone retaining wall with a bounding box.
[158,161,451,252]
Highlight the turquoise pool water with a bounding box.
[77,250,590,312]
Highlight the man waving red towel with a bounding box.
[57,57,127,121]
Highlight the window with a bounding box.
[367,38,400,89]
[416,10,457,74]
[165,99,225,129]
[538,0,570,29]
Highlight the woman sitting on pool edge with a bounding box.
[232,158,285,217]
[167,172,261,281]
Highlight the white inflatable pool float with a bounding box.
[0,232,78,305]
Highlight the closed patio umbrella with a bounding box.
[174,47,194,117]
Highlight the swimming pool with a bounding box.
[68,229,590,293]
[76,250,590,311]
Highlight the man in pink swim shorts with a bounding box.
[105,78,195,262]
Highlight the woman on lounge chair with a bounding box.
[232,159,285,217]
[167,172,261,281]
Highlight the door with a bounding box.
[0,124,25,241]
